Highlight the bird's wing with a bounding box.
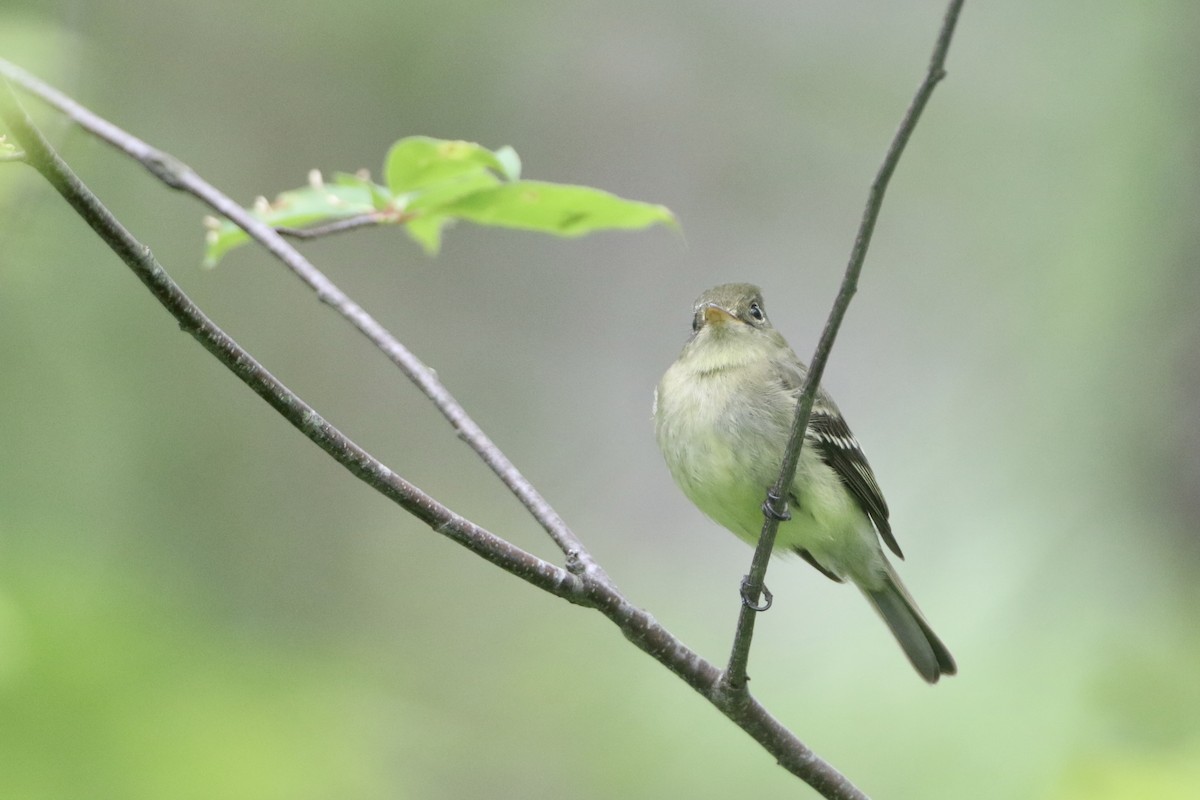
[807,397,902,558]
[775,356,904,559]
[796,548,846,582]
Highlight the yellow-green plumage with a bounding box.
[654,283,955,683]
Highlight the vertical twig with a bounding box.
[1,75,867,797]
[1,0,968,789]
[724,0,965,690]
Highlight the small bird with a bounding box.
[653,283,956,683]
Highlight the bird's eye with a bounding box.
[748,302,765,322]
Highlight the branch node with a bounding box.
[143,151,188,189]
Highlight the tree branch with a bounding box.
[724,0,965,690]
[0,76,869,799]
[0,58,609,586]
[0,79,586,603]
[275,212,387,240]
[2,2,965,788]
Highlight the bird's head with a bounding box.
[691,283,774,336]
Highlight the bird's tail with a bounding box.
[862,566,957,683]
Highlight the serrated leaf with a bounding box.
[384,137,507,195]
[438,180,676,237]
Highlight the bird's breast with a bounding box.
[655,360,790,541]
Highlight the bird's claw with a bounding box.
[761,490,791,522]
[740,576,773,612]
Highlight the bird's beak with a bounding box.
[702,304,737,326]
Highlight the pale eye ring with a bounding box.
[748,302,765,322]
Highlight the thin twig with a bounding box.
[0,59,608,586]
[277,213,385,239]
[724,0,965,690]
[1,76,869,800]
[4,0,967,783]
[0,81,584,603]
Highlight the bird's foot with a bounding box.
[740,576,773,612]
[761,489,791,522]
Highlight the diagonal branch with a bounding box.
[3,0,967,786]
[1,76,868,800]
[0,80,584,602]
[725,0,965,689]
[0,58,608,586]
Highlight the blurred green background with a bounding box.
[2,1,1198,798]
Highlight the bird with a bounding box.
[653,282,956,683]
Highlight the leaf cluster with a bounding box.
[204,136,675,265]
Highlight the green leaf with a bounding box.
[405,171,500,214]
[203,176,382,267]
[437,180,677,237]
[405,214,451,256]
[202,137,676,265]
[333,171,393,212]
[384,137,507,195]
